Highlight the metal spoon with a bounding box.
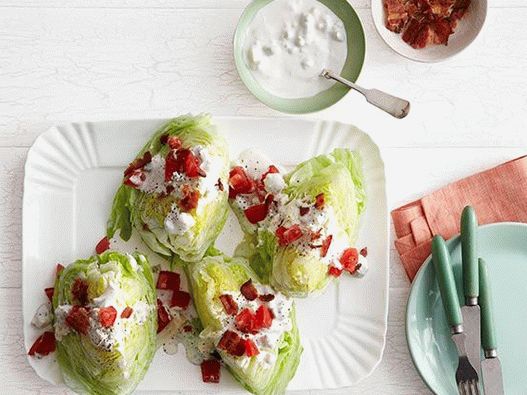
[321,69,410,119]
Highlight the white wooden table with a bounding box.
[1,0,526,393]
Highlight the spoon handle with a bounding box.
[322,69,410,119]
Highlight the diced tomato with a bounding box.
[123,168,146,189]
[360,247,368,257]
[240,279,258,301]
[56,264,64,277]
[65,306,90,335]
[258,294,275,302]
[328,265,343,277]
[261,165,279,182]
[165,150,179,182]
[254,305,273,330]
[157,299,171,333]
[167,136,182,150]
[340,248,359,273]
[219,294,238,315]
[98,306,117,328]
[275,225,303,246]
[124,151,152,177]
[121,306,133,319]
[28,331,56,357]
[244,203,269,224]
[95,236,111,254]
[179,185,200,212]
[201,359,221,383]
[244,339,260,357]
[320,235,333,258]
[156,271,180,291]
[217,330,245,357]
[44,287,54,302]
[171,290,191,310]
[228,166,255,198]
[299,206,310,216]
[71,278,89,305]
[182,149,206,178]
[235,308,256,334]
[315,193,325,210]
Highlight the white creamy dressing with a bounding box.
[243,0,347,99]
[211,284,293,369]
[31,303,53,329]
[232,149,368,271]
[138,146,224,236]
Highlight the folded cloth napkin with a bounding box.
[392,155,527,280]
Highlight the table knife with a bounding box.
[460,206,482,376]
[479,258,505,395]
[432,236,480,393]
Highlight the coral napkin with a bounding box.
[392,155,527,280]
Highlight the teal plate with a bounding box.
[233,0,365,114]
[407,223,527,394]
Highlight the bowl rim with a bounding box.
[370,0,488,64]
[232,0,366,114]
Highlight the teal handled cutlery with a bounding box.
[460,206,482,376]
[479,258,505,395]
[432,235,480,395]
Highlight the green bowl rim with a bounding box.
[232,0,366,114]
[405,222,527,394]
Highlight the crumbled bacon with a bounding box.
[219,294,238,315]
[178,185,200,212]
[384,0,470,48]
[218,330,245,356]
[71,278,89,305]
[240,279,258,301]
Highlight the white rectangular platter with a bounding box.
[23,116,389,393]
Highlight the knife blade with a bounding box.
[460,206,482,376]
[479,258,505,395]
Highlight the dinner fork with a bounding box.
[456,353,480,395]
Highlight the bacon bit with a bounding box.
[315,193,325,210]
[244,339,260,357]
[218,330,245,357]
[95,236,111,254]
[244,203,269,224]
[235,308,256,334]
[98,306,117,328]
[340,248,359,273]
[28,331,56,356]
[201,359,221,383]
[56,264,65,277]
[44,287,54,302]
[240,279,258,301]
[309,229,322,241]
[258,294,275,302]
[124,151,152,177]
[216,178,224,191]
[276,225,303,246]
[261,165,279,182]
[171,290,191,310]
[124,168,146,189]
[299,207,310,216]
[179,185,200,212]
[167,136,182,150]
[320,235,333,258]
[228,166,255,199]
[384,0,409,33]
[254,305,273,330]
[183,325,193,333]
[71,278,89,305]
[65,306,90,335]
[157,299,171,333]
[156,271,180,291]
[121,307,133,319]
[219,294,238,316]
[328,265,343,277]
[360,247,368,257]
[159,133,169,145]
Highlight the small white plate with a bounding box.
[371,0,487,63]
[23,116,389,392]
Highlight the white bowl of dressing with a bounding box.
[234,0,365,114]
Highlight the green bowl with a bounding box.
[233,0,366,114]
[406,223,527,394]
